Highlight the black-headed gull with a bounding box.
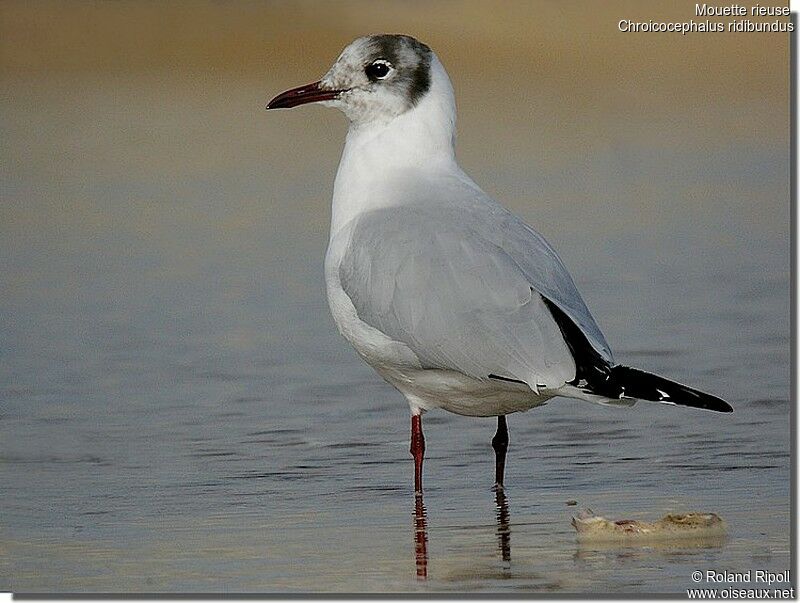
[267,34,732,494]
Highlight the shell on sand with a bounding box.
[572,508,726,542]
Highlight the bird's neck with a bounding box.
[330,59,458,238]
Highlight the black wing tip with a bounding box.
[691,397,734,413]
[706,398,734,413]
[613,365,733,413]
[540,296,734,414]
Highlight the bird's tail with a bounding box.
[605,365,733,413]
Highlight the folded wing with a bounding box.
[338,202,612,391]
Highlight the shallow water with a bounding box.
[1,72,791,594]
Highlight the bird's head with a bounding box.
[267,34,436,126]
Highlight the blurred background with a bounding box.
[1,0,790,594]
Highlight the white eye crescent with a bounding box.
[365,59,393,80]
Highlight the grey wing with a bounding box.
[485,205,614,363]
[338,206,592,390]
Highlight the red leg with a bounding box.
[410,414,425,493]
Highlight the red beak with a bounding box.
[266,81,343,110]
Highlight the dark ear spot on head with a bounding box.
[367,34,432,107]
[407,50,431,106]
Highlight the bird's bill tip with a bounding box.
[266,81,341,110]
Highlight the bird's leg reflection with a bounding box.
[413,494,429,580]
[495,488,511,564]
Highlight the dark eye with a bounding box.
[365,60,392,80]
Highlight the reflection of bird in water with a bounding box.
[495,489,511,566]
[412,491,511,581]
[409,418,508,580]
[267,34,733,495]
[413,495,428,580]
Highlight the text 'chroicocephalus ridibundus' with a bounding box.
[267,34,732,494]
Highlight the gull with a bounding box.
[267,34,732,494]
